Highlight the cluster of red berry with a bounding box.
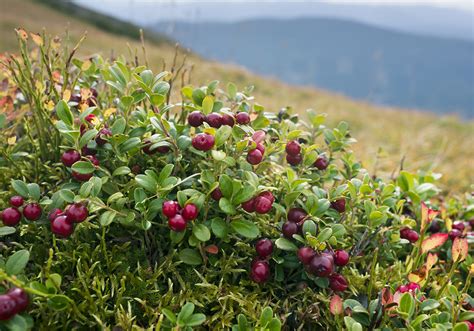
[188,110,251,129]
[400,227,419,243]
[0,287,29,321]
[162,201,199,232]
[0,196,42,226]
[250,238,273,283]
[61,149,99,182]
[247,139,266,165]
[241,191,274,214]
[47,203,89,237]
[285,140,330,170]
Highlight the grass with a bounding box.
[1,0,472,192]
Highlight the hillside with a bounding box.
[0,0,473,191]
[154,18,474,118]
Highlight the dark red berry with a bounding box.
[298,247,316,265]
[258,191,274,204]
[156,146,170,154]
[168,214,186,232]
[314,155,329,170]
[428,220,441,233]
[247,149,263,165]
[334,249,350,266]
[329,273,348,291]
[1,208,21,226]
[236,112,251,125]
[205,113,223,128]
[143,139,158,155]
[285,141,301,156]
[182,203,199,221]
[331,198,346,213]
[254,196,272,214]
[61,149,81,167]
[86,155,100,166]
[95,128,112,146]
[221,114,235,127]
[162,201,179,218]
[23,203,42,221]
[9,196,24,208]
[72,171,93,182]
[402,229,419,243]
[0,295,16,321]
[449,229,462,240]
[192,133,215,151]
[287,208,307,223]
[70,94,81,104]
[7,288,28,314]
[308,253,334,277]
[250,261,270,283]
[286,153,302,166]
[255,238,273,258]
[85,114,96,123]
[397,284,408,293]
[282,221,299,238]
[255,143,265,155]
[131,165,141,174]
[242,198,256,212]
[65,203,88,223]
[51,215,74,237]
[81,146,97,156]
[452,221,465,232]
[188,111,205,127]
[48,208,63,222]
[211,188,223,201]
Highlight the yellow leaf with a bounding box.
[44,100,55,111]
[426,253,438,273]
[63,90,71,102]
[103,108,117,118]
[81,61,91,71]
[452,237,468,262]
[7,136,16,145]
[15,28,28,41]
[421,233,449,254]
[30,33,43,46]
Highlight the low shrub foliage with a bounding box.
[0,29,472,330]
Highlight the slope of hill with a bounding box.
[1,0,473,191]
[154,18,474,118]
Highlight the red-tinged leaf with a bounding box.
[421,202,439,231]
[452,237,468,262]
[252,130,266,143]
[204,245,219,255]
[329,295,343,315]
[421,233,449,254]
[426,253,438,273]
[381,287,394,306]
[408,267,426,283]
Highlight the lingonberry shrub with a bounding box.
[0,29,471,331]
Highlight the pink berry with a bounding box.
[258,191,274,204]
[72,171,93,182]
[182,204,199,221]
[221,114,235,127]
[254,196,272,214]
[48,208,63,222]
[7,288,28,314]
[452,221,465,232]
[282,222,298,238]
[0,295,16,321]
[287,208,307,223]
[331,199,346,213]
[95,128,112,146]
[168,214,187,232]
[308,253,334,277]
[162,201,179,218]
[205,113,222,128]
[449,229,462,240]
[211,188,223,201]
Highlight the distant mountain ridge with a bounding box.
[153,17,474,117]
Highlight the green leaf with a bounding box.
[233,186,256,205]
[99,211,116,226]
[268,318,282,331]
[219,175,233,198]
[230,219,260,239]
[302,220,317,236]
[158,164,174,185]
[186,313,206,327]
[202,96,214,114]
[59,189,75,203]
[420,299,440,311]
[162,308,176,324]
[317,228,333,242]
[399,292,415,318]
[260,307,273,327]
[227,82,237,99]
[26,183,41,201]
[192,88,205,106]
[113,166,131,177]
[453,323,469,331]
[71,161,95,174]
[219,198,236,215]
[135,175,157,193]
[47,295,70,311]
[0,227,16,236]
[11,180,29,197]
[6,250,30,275]
[192,224,211,242]
[4,314,28,331]
[211,218,228,238]
[177,303,195,327]
[215,125,232,147]
[111,118,126,135]
[56,100,73,126]
[275,238,298,251]
[179,249,203,265]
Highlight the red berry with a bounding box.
[61,149,81,167]
[51,215,74,237]
[314,155,329,170]
[258,191,274,204]
[254,196,272,214]
[247,149,263,165]
[23,203,42,221]
[452,221,465,232]
[72,171,93,182]
[329,273,348,291]
[242,198,256,212]
[131,165,141,174]
[221,114,235,127]
[85,114,96,123]
[308,253,334,277]
[188,111,205,127]
[211,188,223,201]
[9,196,24,208]
[96,128,112,146]
[236,112,250,125]
[81,146,97,156]
[48,208,63,222]
[334,249,350,266]
[407,282,420,292]
[282,221,299,238]
[65,203,89,223]
[182,203,199,221]
[255,142,265,155]
[298,247,316,265]
[285,141,301,156]
[168,214,186,232]
[286,153,302,166]
[7,288,28,314]
[465,321,474,331]
[205,113,223,128]
[192,133,215,151]
[86,155,100,166]
[287,208,307,223]
[255,238,273,258]
[250,260,270,283]
[0,295,16,321]
[402,229,419,243]
[331,198,346,213]
[162,201,179,218]
[143,139,157,155]
[397,284,409,293]
[449,229,462,240]
[1,208,21,226]
[156,145,171,154]
[428,220,441,233]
